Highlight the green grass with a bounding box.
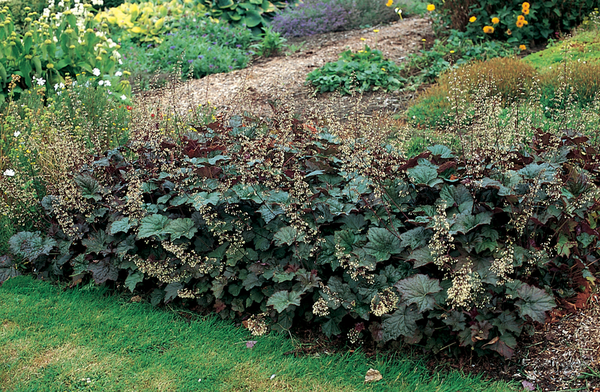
[0,276,521,392]
[522,30,600,70]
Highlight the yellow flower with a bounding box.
[522,8,529,15]
[506,29,512,35]
[516,20,524,28]
[522,2,530,9]
[450,50,455,53]
[483,25,494,34]
[491,17,499,24]
[519,44,526,50]
[360,37,366,41]
[426,4,435,11]
[373,29,379,32]
[386,0,393,7]
[381,67,386,71]
[469,16,477,23]
[517,15,525,21]
[523,20,528,24]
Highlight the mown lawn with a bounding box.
[0,276,521,391]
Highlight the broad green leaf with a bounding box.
[439,184,473,213]
[451,211,492,235]
[400,227,430,250]
[88,257,119,284]
[125,271,144,292]
[258,204,285,223]
[442,310,466,332]
[75,175,102,201]
[364,227,402,262]
[340,214,366,230]
[407,246,434,268]
[9,231,57,263]
[395,274,442,312]
[82,231,112,254]
[137,214,169,239]
[321,318,342,337]
[274,226,305,246]
[491,310,522,336]
[334,230,357,251]
[427,145,454,158]
[518,162,557,182]
[110,217,133,235]
[0,256,21,285]
[381,304,423,342]
[486,333,517,359]
[516,284,556,323]
[556,233,576,257]
[407,163,443,187]
[267,290,302,313]
[191,191,221,208]
[164,218,197,240]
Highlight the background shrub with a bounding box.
[271,0,398,38]
[429,0,598,45]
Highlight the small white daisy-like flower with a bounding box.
[114,71,122,77]
[104,80,111,87]
[3,169,15,177]
[98,80,104,86]
[92,68,101,76]
[14,131,20,137]
[120,94,127,100]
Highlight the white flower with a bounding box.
[98,80,104,86]
[107,90,112,95]
[118,59,123,65]
[58,1,64,7]
[120,95,127,100]
[115,71,122,77]
[104,80,111,87]
[92,68,101,76]
[34,77,46,86]
[53,82,65,91]
[3,169,15,177]
[14,131,20,137]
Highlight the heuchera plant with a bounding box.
[3,114,599,359]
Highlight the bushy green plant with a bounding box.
[250,26,286,57]
[0,1,127,100]
[96,0,210,44]
[402,30,517,85]
[4,106,600,360]
[306,45,405,94]
[119,16,256,85]
[198,0,287,33]
[0,0,46,33]
[271,0,398,38]
[427,0,598,47]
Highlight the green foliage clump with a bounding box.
[96,0,209,44]
[0,2,128,100]
[306,45,404,94]
[198,0,287,33]
[4,110,599,360]
[0,0,46,33]
[404,30,517,85]
[119,16,256,87]
[522,30,600,70]
[428,0,597,45]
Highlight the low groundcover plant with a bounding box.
[1,106,598,360]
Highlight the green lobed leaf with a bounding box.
[407,163,443,187]
[364,227,402,262]
[137,214,170,239]
[267,290,302,313]
[110,217,133,235]
[164,218,198,240]
[125,271,144,292]
[381,304,423,342]
[394,274,442,312]
[439,184,473,213]
[515,284,556,323]
[273,226,305,246]
[164,282,184,302]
